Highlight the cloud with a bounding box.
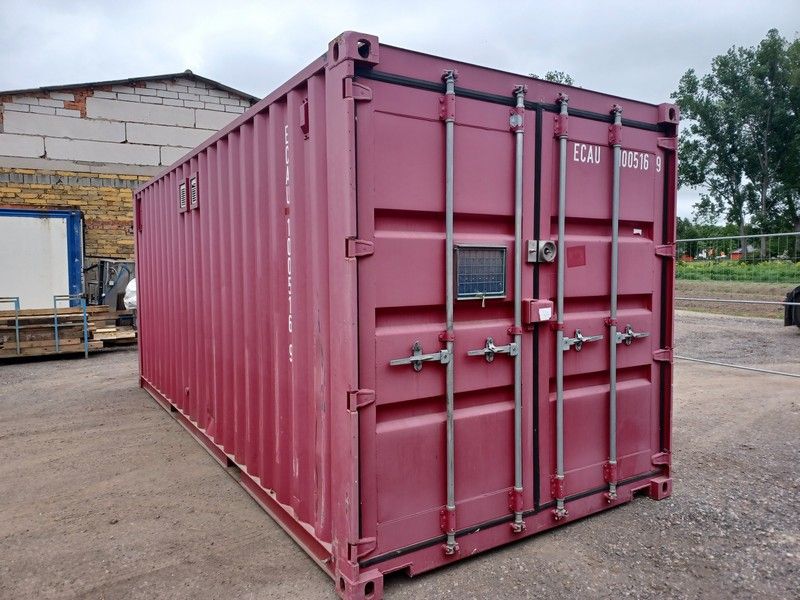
[678,187,703,219]
[0,0,794,226]
[2,0,798,101]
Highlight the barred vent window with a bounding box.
[455,245,507,300]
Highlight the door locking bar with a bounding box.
[562,329,603,352]
[615,324,649,346]
[467,336,518,363]
[607,105,623,502]
[389,340,451,372]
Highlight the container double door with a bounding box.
[354,79,665,557]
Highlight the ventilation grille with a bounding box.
[178,182,187,213]
[455,245,507,300]
[189,175,199,210]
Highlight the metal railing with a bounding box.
[1,295,90,359]
[53,294,90,359]
[674,356,800,379]
[0,296,21,356]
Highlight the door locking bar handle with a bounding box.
[467,336,518,363]
[389,340,451,372]
[615,324,650,346]
[562,329,604,352]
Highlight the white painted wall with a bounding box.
[0,76,255,175]
[0,214,70,308]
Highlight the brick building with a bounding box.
[0,72,257,265]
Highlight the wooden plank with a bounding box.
[0,328,85,344]
[0,323,97,332]
[0,305,112,318]
[0,340,103,358]
[0,316,124,328]
[95,331,137,341]
[0,316,92,327]
[1,337,89,350]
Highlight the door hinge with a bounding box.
[345,237,374,258]
[347,389,375,412]
[651,451,671,466]
[347,536,376,561]
[343,78,373,101]
[657,136,677,151]
[655,244,675,258]
[299,99,310,139]
[135,197,143,232]
[653,348,673,362]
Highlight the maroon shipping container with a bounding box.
[135,31,678,599]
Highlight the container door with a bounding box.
[536,112,668,505]
[354,79,535,556]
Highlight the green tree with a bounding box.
[531,70,575,86]
[677,217,740,241]
[779,37,800,230]
[672,29,800,255]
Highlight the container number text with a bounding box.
[285,124,293,363]
[573,143,661,173]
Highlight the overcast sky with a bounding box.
[2,0,799,218]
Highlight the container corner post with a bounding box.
[328,31,380,68]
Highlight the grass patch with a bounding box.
[677,260,800,283]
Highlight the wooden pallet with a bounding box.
[0,305,136,358]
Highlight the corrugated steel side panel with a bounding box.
[136,65,340,548]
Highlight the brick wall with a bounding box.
[0,74,256,264]
[0,167,148,259]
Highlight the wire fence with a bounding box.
[676,232,800,319]
[674,231,800,379]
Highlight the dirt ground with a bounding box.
[675,279,794,319]
[0,312,798,599]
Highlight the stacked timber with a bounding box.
[0,305,136,358]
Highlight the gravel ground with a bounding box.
[0,312,798,599]
[675,309,800,371]
[675,280,794,319]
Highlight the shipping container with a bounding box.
[135,31,678,599]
